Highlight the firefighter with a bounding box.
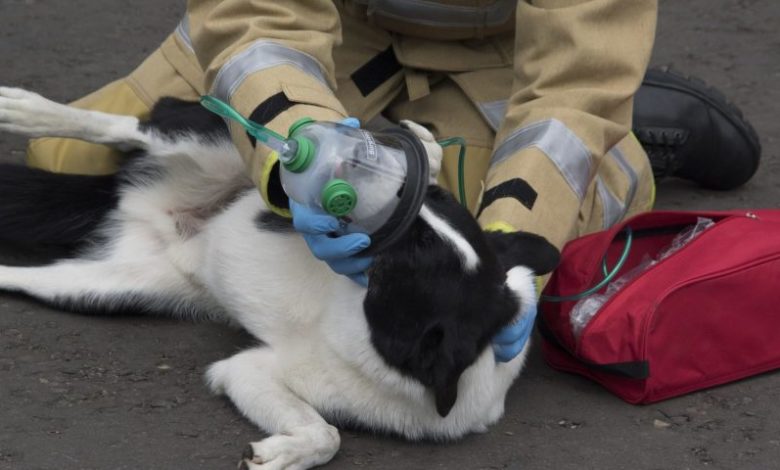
[25,1,761,360]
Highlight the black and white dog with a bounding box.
[0,87,559,470]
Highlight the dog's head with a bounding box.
[363,185,559,418]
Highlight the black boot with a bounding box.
[633,67,761,190]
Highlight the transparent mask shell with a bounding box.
[281,122,411,235]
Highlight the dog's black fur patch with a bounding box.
[483,230,560,274]
[140,97,229,139]
[364,186,559,417]
[0,164,120,248]
[254,211,294,232]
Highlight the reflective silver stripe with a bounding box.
[175,16,194,53]
[596,145,640,228]
[355,0,517,29]
[478,100,507,133]
[491,119,593,200]
[608,145,638,213]
[596,177,625,229]
[212,41,329,102]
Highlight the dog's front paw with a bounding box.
[238,424,340,470]
[0,87,69,137]
[399,120,442,184]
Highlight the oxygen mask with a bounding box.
[201,96,430,254]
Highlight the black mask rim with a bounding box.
[361,127,429,255]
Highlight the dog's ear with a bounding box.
[434,371,460,418]
[418,324,463,417]
[484,230,561,275]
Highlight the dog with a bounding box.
[0,86,559,469]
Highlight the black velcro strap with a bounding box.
[477,178,538,217]
[537,311,650,380]
[247,92,294,147]
[350,46,402,97]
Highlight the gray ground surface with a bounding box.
[0,1,778,469]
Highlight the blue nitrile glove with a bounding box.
[288,116,372,287]
[289,200,373,286]
[493,285,538,363]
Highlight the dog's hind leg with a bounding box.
[0,87,152,151]
[0,255,220,320]
[207,347,340,470]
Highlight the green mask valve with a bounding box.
[321,179,358,217]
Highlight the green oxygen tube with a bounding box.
[200,95,299,159]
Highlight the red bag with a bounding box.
[539,209,780,404]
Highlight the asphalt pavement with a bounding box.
[1,1,779,469]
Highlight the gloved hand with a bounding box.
[492,284,538,363]
[289,200,373,287]
[288,116,372,287]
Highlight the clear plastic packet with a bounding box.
[570,217,715,339]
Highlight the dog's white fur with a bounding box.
[0,87,533,470]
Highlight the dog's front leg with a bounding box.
[207,346,340,470]
[0,87,151,150]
